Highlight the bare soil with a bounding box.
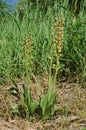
[0,78,86,130]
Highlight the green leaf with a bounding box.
[40,95,48,117]
[48,93,56,107]
[81,128,86,130]
[9,87,20,98]
[11,103,20,114]
[27,86,31,106]
[30,101,39,115]
[47,82,53,101]
[39,93,56,120]
[42,105,52,120]
[23,86,31,107]
[10,79,19,90]
[9,88,18,94]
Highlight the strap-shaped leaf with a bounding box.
[40,95,48,117]
[48,92,56,107]
[30,101,39,115]
[42,105,52,120]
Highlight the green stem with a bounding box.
[53,56,59,91]
[24,54,31,107]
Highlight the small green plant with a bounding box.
[39,14,64,120]
[39,83,56,120]
[10,35,39,118]
[21,35,39,118]
[9,35,40,118]
[11,103,20,115]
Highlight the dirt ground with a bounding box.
[0,78,86,130]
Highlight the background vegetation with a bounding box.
[0,0,86,84]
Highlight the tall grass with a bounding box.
[0,0,86,84]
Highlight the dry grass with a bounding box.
[0,78,86,130]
